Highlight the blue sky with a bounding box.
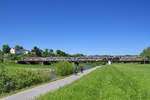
[0,0,150,55]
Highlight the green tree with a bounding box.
[49,53,56,57]
[8,54,22,61]
[31,46,42,57]
[56,50,70,57]
[24,54,36,57]
[0,50,3,62]
[49,49,54,53]
[56,50,61,56]
[140,47,150,59]
[42,48,49,57]
[48,49,56,57]
[2,44,10,54]
[15,45,24,49]
[72,53,85,57]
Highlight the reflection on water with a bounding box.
[47,65,92,80]
[83,65,91,70]
[50,72,57,80]
[40,70,57,80]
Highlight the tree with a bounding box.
[49,49,54,53]
[42,48,49,57]
[56,50,61,55]
[31,46,42,57]
[8,54,22,61]
[24,54,36,57]
[49,53,56,57]
[2,44,10,54]
[140,47,150,59]
[48,49,55,57]
[0,50,3,62]
[56,50,70,57]
[15,45,24,49]
[72,53,85,57]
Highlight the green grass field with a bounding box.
[37,64,150,100]
[0,62,76,98]
[0,63,51,69]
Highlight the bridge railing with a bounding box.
[19,56,149,62]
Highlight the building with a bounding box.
[10,48,30,55]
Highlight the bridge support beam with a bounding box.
[42,61,50,65]
[42,62,44,65]
[72,62,75,65]
[73,62,79,66]
[108,60,112,65]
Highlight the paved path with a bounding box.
[0,66,101,100]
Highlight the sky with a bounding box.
[0,0,150,55]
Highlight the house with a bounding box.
[10,48,30,54]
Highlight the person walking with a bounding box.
[80,66,84,73]
[74,66,78,75]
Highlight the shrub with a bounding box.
[0,52,3,63]
[52,61,74,76]
[38,71,52,82]
[0,65,51,94]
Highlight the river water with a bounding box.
[47,65,92,80]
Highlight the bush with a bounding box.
[0,65,51,94]
[0,52,3,63]
[52,61,74,76]
[38,71,52,82]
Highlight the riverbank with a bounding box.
[0,66,100,100]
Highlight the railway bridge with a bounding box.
[18,56,150,64]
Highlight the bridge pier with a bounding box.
[42,61,51,65]
[72,62,75,65]
[108,60,112,65]
[73,62,79,66]
[42,62,44,65]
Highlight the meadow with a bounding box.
[0,63,51,69]
[0,63,53,96]
[0,65,52,95]
[0,61,97,96]
[37,64,150,100]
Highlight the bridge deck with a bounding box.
[17,57,150,63]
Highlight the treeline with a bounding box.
[0,44,85,62]
[140,47,150,59]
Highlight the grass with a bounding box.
[0,63,51,97]
[0,63,51,69]
[37,64,150,100]
[0,62,75,98]
[0,71,75,99]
